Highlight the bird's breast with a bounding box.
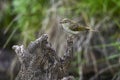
[62,24,79,34]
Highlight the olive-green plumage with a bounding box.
[60,18,96,34]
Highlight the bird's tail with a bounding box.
[86,27,98,32]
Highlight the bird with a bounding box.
[60,18,97,34]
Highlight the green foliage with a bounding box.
[12,0,50,46]
[73,0,120,17]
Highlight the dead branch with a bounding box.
[12,34,74,80]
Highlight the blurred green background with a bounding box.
[0,0,120,80]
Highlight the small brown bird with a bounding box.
[60,18,96,34]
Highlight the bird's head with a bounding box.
[60,18,71,24]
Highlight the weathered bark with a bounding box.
[12,34,74,80]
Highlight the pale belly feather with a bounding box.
[62,24,79,34]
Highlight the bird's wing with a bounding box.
[69,20,96,31]
[69,22,88,31]
[69,23,78,31]
[68,20,81,31]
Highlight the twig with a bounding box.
[90,63,120,80]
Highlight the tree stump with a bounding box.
[12,34,74,80]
